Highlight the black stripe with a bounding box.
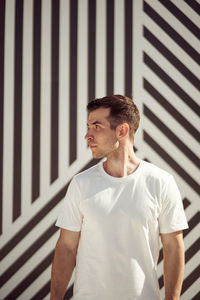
[158,0,199,39]
[143,26,200,89]
[0,222,58,287]
[191,290,200,300]
[143,105,200,167]
[183,0,200,15]
[143,79,200,141]
[158,275,164,289]
[51,0,60,183]
[125,0,132,98]
[3,250,54,300]
[181,265,200,294]
[30,282,74,300]
[185,237,200,263]
[13,0,23,221]
[183,198,191,210]
[64,284,74,299]
[0,184,67,260]
[143,1,200,64]
[143,53,200,117]
[106,0,114,95]
[69,0,78,165]
[32,0,41,203]
[88,0,96,101]
[30,281,50,300]
[0,0,5,235]
[0,159,99,260]
[183,212,200,238]
[143,131,200,193]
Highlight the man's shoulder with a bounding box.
[74,161,101,181]
[141,160,172,181]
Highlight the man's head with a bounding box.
[87,95,140,140]
[85,95,140,159]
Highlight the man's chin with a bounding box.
[91,152,104,159]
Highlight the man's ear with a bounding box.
[117,123,129,140]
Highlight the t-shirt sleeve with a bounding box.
[55,177,83,231]
[159,175,188,234]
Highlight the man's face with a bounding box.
[85,107,119,158]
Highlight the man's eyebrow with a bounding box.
[87,121,103,126]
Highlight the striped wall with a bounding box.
[0,0,199,299]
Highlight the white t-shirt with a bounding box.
[56,160,188,300]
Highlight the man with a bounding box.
[50,95,188,300]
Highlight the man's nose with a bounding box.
[84,130,93,141]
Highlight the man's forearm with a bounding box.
[50,242,76,300]
[163,243,185,300]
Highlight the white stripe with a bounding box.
[114,0,124,94]
[59,0,70,173]
[143,65,200,132]
[143,12,200,75]
[143,38,200,101]
[21,0,33,213]
[144,117,200,182]
[182,275,200,299]
[2,0,15,235]
[77,0,88,157]
[132,0,144,149]
[143,87,200,157]
[40,0,51,194]
[96,0,106,97]
[170,0,200,25]
[145,0,200,52]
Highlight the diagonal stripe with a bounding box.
[32,0,41,203]
[0,0,5,235]
[64,284,74,300]
[30,280,50,300]
[51,0,60,183]
[158,0,199,39]
[0,184,67,260]
[0,222,58,287]
[183,198,191,210]
[125,0,133,98]
[0,159,98,260]
[183,212,200,238]
[143,79,200,142]
[143,1,200,64]
[69,0,78,165]
[185,237,200,263]
[143,53,200,117]
[143,131,200,193]
[143,26,200,89]
[144,105,200,167]
[106,0,114,94]
[181,264,200,294]
[88,0,96,100]
[3,250,54,300]
[13,0,23,221]
[191,290,200,300]
[183,0,200,15]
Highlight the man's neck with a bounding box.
[103,144,140,178]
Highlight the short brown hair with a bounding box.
[87,95,140,138]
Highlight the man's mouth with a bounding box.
[89,144,97,149]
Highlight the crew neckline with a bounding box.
[98,159,143,182]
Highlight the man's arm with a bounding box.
[161,230,185,300]
[50,228,80,300]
